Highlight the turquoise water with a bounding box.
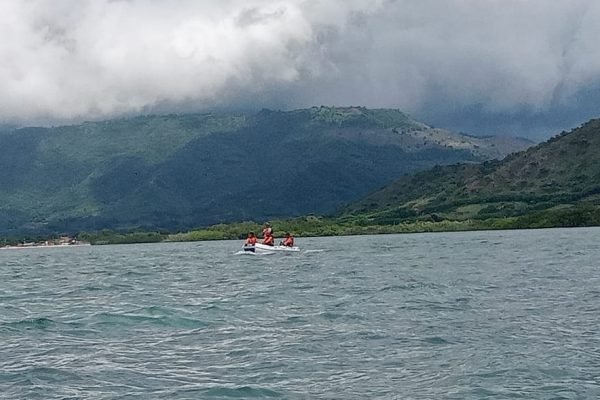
[1,228,599,399]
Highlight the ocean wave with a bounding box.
[87,310,209,330]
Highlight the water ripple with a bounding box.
[1,229,600,399]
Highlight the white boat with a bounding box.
[241,243,300,254]
[235,249,274,256]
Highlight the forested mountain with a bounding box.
[346,119,600,225]
[0,106,530,234]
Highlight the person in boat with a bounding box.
[262,223,274,246]
[244,232,257,252]
[280,232,294,247]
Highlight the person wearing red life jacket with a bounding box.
[280,232,294,247]
[244,232,257,252]
[262,223,274,246]
[262,234,274,246]
[245,232,257,246]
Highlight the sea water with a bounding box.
[1,228,599,399]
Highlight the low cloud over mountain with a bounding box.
[1,0,599,138]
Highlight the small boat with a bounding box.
[257,243,300,252]
[242,243,300,254]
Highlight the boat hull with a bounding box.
[245,243,300,253]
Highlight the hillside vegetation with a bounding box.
[345,119,600,225]
[62,118,600,246]
[0,106,530,235]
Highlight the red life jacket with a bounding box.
[283,236,294,247]
[263,235,274,245]
[246,236,257,245]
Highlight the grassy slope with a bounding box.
[0,114,247,210]
[345,119,600,223]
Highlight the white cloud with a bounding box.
[0,0,599,131]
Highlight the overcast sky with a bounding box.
[1,0,599,139]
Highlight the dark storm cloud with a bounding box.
[1,0,599,137]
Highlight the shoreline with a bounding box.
[80,217,600,245]
[0,243,91,250]
[3,224,599,247]
[5,205,600,246]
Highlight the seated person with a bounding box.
[244,232,257,251]
[280,232,294,247]
[262,234,274,246]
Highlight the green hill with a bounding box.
[0,106,530,235]
[345,118,600,225]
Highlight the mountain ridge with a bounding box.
[0,106,531,235]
